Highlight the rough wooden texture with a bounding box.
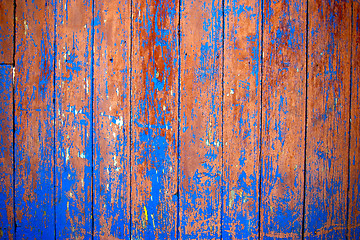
[179,0,223,237]
[1,1,359,238]
[261,0,306,238]
[131,0,179,238]
[14,0,55,238]
[55,0,93,238]
[0,0,13,63]
[0,65,13,239]
[222,0,261,238]
[305,0,351,238]
[93,0,131,239]
[348,1,360,239]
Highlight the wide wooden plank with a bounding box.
[348,2,360,239]
[93,0,131,238]
[14,0,55,238]
[0,0,13,63]
[179,0,223,237]
[261,0,306,238]
[222,0,261,238]
[131,0,179,238]
[305,0,351,238]
[55,0,93,238]
[0,65,13,239]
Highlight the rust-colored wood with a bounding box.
[179,0,223,237]
[305,0,351,238]
[131,0,179,238]
[55,0,93,238]
[222,0,261,238]
[14,0,55,238]
[1,0,359,238]
[261,0,306,238]
[0,65,13,239]
[93,0,131,238]
[0,0,13,63]
[348,2,360,239]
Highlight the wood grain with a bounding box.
[14,0,55,238]
[179,0,223,237]
[131,0,179,238]
[222,0,261,238]
[261,0,306,238]
[348,1,360,239]
[55,0,93,238]
[305,0,351,238]
[0,0,13,63]
[0,65,13,239]
[93,0,131,238]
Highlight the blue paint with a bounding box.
[0,65,14,239]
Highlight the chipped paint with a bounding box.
[2,0,359,239]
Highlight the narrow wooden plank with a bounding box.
[131,0,179,238]
[222,0,261,238]
[93,0,131,238]
[55,0,93,238]
[0,0,13,63]
[179,0,223,237]
[0,65,14,239]
[14,0,55,238]
[348,2,360,238]
[305,0,351,238]
[261,0,306,238]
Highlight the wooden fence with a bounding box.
[0,0,359,239]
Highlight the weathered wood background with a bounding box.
[0,0,359,239]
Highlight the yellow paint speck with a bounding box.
[144,206,148,221]
[24,20,28,35]
[229,190,235,208]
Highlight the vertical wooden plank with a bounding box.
[222,0,261,238]
[131,0,179,238]
[0,65,13,239]
[179,0,223,237]
[305,0,351,238]
[14,0,55,238]
[261,0,306,238]
[93,0,131,238]
[348,1,360,239]
[0,0,13,63]
[55,0,93,238]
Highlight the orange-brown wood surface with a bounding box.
[93,0,131,238]
[131,0,179,238]
[0,0,359,239]
[305,0,351,238]
[0,0,13,63]
[55,0,93,238]
[222,0,261,238]
[261,0,306,238]
[179,0,223,237]
[349,1,360,239]
[14,0,55,238]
